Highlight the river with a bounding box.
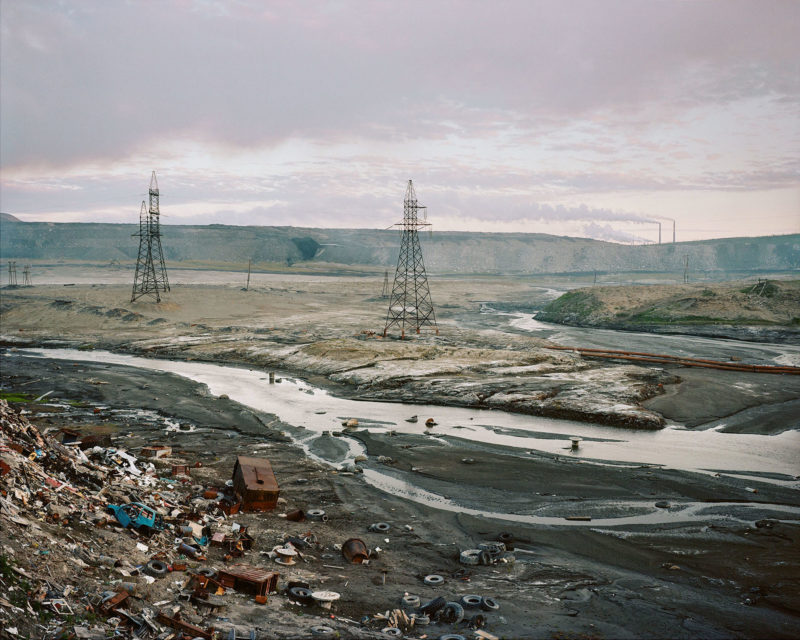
[21,348,800,480]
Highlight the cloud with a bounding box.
[1,1,798,241]
[2,0,798,170]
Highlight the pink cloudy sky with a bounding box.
[1,0,798,243]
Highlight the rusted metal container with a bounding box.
[217,564,279,598]
[231,456,279,512]
[342,538,369,564]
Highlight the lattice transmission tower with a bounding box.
[22,264,32,286]
[383,180,438,338]
[381,270,390,298]
[131,171,170,302]
[7,261,17,287]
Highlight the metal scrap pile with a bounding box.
[0,400,286,640]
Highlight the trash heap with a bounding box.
[2,399,506,639]
[0,400,290,639]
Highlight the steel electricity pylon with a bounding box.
[381,270,390,298]
[7,261,17,287]
[383,180,438,338]
[131,171,170,302]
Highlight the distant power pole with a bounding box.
[657,222,661,245]
[7,261,17,287]
[673,220,676,244]
[383,180,438,338]
[131,171,170,302]
[245,259,251,291]
[381,270,390,298]
[22,264,32,286]
[683,254,689,283]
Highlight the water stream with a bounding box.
[17,347,800,527]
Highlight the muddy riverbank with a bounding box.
[2,352,800,639]
[4,280,799,434]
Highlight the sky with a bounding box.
[1,0,798,244]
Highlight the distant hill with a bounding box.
[0,213,21,222]
[0,218,798,276]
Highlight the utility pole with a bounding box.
[246,259,251,291]
[683,254,689,283]
[131,171,170,302]
[383,180,438,338]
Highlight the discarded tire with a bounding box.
[287,580,310,591]
[196,567,217,578]
[480,596,500,611]
[310,626,335,637]
[288,586,314,605]
[478,541,506,554]
[307,509,327,521]
[401,594,421,608]
[370,522,391,533]
[409,613,430,626]
[497,532,514,544]
[459,549,481,565]
[460,594,482,609]
[479,550,492,565]
[418,596,447,615]
[437,633,467,640]
[145,560,168,577]
[437,602,464,624]
[381,628,403,638]
[423,574,445,586]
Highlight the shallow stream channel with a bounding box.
[20,347,800,528]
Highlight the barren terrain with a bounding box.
[2,269,800,639]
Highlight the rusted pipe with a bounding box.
[544,345,800,375]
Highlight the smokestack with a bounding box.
[673,219,676,243]
[658,222,661,245]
